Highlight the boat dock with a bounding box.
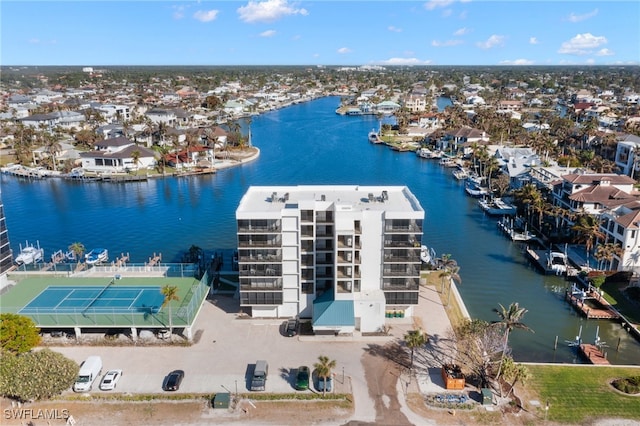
[565,289,620,319]
[497,217,537,242]
[146,253,162,267]
[579,343,610,365]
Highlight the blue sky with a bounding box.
[2,0,638,66]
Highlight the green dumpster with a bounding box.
[481,388,493,405]
[213,392,230,409]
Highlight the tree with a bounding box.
[161,285,180,337]
[313,355,336,396]
[491,303,533,381]
[572,214,605,263]
[130,149,141,173]
[500,356,531,398]
[0,314,41,354]
[0,348,78,402]
[452,318,504,389]
[404,329,427,370]
[68,242,85,264]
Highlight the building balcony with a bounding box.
[239,266,281,277]
[240,279,283,290]
[382,267,421,276]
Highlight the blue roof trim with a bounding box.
[312,292,355,327]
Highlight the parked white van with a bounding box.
[73,356,102,392]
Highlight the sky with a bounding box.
[1,0,639,66]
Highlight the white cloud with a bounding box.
[378,57,432,66]
[337,47,352,54]
[388,26,402,33]
[596,48,614,56]
[558,33,607,55]
[431,39,463,47]
[567,8,598,23]
[259,30,276,37]
[499,59,534,65]
[476,35,505,49]
[237,0,308,24]
[28,38,56,45]
[585,58,595,65]
[529,37,538,45]
[193,10,219,22]
[424,0,454,10]
[173,5,186,20]
[453,27,470,36]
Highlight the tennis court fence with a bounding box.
[5,273,210,328]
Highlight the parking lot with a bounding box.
[51,282,458,424]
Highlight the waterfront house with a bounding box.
[236,185,424,334]
[79,136,156,173]
[146,108,177,126]
[551,173,637,216]
[32,141,80,169]
[599,201,640,271]
[441,126,489,154]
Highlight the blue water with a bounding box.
[2,96,639,365]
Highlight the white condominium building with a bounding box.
[236,185,425,334]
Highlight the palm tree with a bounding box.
[404,329,427,370]
[572,214,605,264]
[491,302,533,381]
[314,355,336,396]
[437,254,458,293]
[161,285,180,337]
[445,265,462,307]
[43,133,63,170]
[130,149,141,173]
[68,242,85,264]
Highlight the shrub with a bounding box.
[612,376,640,394]
[0,314,41,354]
[0,349,79,402]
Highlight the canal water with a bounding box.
[2,96,639,365]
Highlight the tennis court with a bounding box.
[19,285,165,315]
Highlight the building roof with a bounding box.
[236,185,424,217]
[562,173,636,186]
[312,291,355,327]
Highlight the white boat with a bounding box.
[420,245,436,265]
[85,248,109,265]
[547,251,568,275]
[368,130,383,144]
[439,156,457,167]
[416,147,438,159]
[15,241,44,265]
[465,181,490,197]
[478,198,517,216]
[452,167,470,180]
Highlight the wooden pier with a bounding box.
[579,343,610,365]
[146,253,162,266]
[565,289,620,320]
[114,253,130,268]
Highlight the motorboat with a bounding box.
[417,147,437,159]
[420,245,436,265]
[465,181,489,197]
[452,167,470,180]
[478,198,517,216]
[15,241,44,265]
[368,130,383,144]
[547,251,568,275]
[85,248,109,265]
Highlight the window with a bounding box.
[301,283,314,294]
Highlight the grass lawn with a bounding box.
[601,281,640,324]
[526,364,640,423]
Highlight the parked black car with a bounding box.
[163,370,184,391]
[285,318,298,337]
